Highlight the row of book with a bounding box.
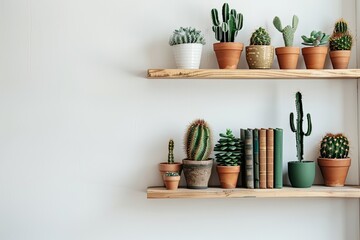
[240,128,283,189]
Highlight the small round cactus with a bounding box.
[329,19,353,51]
[320,133,349,158]
[184,119,212,161]
[214,129,243,166]
[250,27,271,45]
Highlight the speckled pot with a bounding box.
[183,159,213,189]
[246,45,274,69]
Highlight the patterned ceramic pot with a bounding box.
[246,45,274,69]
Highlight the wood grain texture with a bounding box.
[147,69,360,79]
[147,186,360,199]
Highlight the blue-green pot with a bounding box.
[288,161,315,188]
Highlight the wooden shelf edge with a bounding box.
[147,69,360,79]
[147,185,360,199]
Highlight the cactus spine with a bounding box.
[168,139,174,164]
[214,129,243,166]
[290,92,312,162]
[329,19,352,51]
[250,27,271,45]
[273,15,299,47]
[169,27,206,46]
[320,134,349,158]
[184,119,212,161]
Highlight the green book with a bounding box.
[253,129,260,189]
[240,129,246,187]
[245,129,254,189]
[274,128,283,189]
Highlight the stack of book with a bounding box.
[240,128,283,189]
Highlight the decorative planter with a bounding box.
[164,175,181,190]
[183,159,213,189]
[213,42,244,69]
[302,46,328,69]
[158,162,182,185]
[330,50,351,69]
[216,165,240,189]
[275,47,300,69]
[172,43,203,69]
[318,158,351,187]
[288,161,315,188]
[246,45,274,69]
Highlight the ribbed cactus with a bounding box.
[214,129,243,166]
[334,19,348,33]
[165,172,179,177]
[184,119,213,161]
[301,31,330,47]
[273,15,299,47]
[329,19,352,51]
[211,3,244,42]
[290,92,312,162]
[168,139,174,164]
[320,134,349,158]
[169,27,206,46]
[250,27,271,45]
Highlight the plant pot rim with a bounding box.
[246,45,274,48]
[318,157,351,160]
[288,160,315,164]
[213,42,244,50]
[302,46,328,54]
[172,43,204,46]
[159,162,182,165]
[164,175,181,181]
[275,46,300,55]
[216,165,240,173]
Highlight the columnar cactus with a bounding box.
[273,15,299,47]
[301,31,330,47]
[168,139,174,164]
[211,3,244,42]
[329,19,353,51]
[169,27,206,46]
[320,134,349,158]
[214,129,243,166]
[290,92,312,162]
[184,119,213,161]
[250,27,271,45]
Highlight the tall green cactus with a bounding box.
[273,15,299,47]
[211,3,243,42]
[290,92,312,162]
[168,139,174,164]
[184,119,212,161]
[320,134,349,158]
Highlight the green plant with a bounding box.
[168,139,174,164]
[165,172,179,177]
[301,31,330,47]
[290,92,312,162]
[273,15,299,47]
[329,19,353,51]
[169,27,206,46]
[214,129,243,166]
[184,119,212,161]
[250,27,271,45]
[211,3,244,42]
[320,134,349,158]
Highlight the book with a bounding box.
[240,128,246,188]
[245,129,254,189]
[253,129,260,189]
[266,128,274,189]
[274,128,284,189]
[259,129,267,189]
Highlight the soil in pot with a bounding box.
[213,42,243,69]
[158,162,182,185]
[246,45,274,69]
[172,43,203,69]
[216,165,240,189]
[288,161,315,188]
[164,175,181,190]
[318,158,351,187]
[330,50,351,69]
[182,159,213,189]
[302,46,328,69]
[275,47,300,69]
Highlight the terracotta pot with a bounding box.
[330,50,351,69]
[164,175,180,190]
[318,158,351,187]
[216,165,240,189]
[213,42,244,69]
[158,162,182,185]
[302,46,328,69]
[275,47,300,69]
[246,45,274,69]
[182,159,213,189]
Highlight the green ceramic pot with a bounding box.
[288,161,315,188]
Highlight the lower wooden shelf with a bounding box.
[147,185,360,199]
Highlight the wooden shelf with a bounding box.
[147,185,360,199]
[147,69,360,79]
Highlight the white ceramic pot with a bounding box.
[172,43,203,69]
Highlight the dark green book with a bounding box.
[240,129,246,187]
[245,129,254,189]
[253,129,260,189]
[274,128,283,189]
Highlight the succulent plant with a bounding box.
[273,15,299,47]
[165,172,179,177]
[184,119,212,161]
[211,3,244,42]
[301,31,330,47]
[320,134,349,158]
[329,19,353,51]
[214,129,243,166]
[250,27,271,45]
[168,139,174,164]
[169,27,206,46]
[290,92,312,162]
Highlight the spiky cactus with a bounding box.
[250,27,271,45]
[184,119,213,161]
[320,134,349,158]
[214,129,243,166]
[273,15,299,47]
[290,92,312,162]
[169,27,206,46]
[168,139,174,164]
[329,19,352,51]
[211,3,244,42]
[301,31,330,47]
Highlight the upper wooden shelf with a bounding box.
[147,185,360,199]
[147,69,360,79]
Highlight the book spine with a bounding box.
[259,129,267,189]
[240,129,246,187]
[253,129,260,189]
[274,128,283,189]
[266,128,274,189]
[245,129,254,189]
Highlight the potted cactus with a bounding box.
[288,92,315,188]
[329,19,353,69]
[182,119,213,189]
[214,129,243,189]
[273,15,300,69]
[159,139,182,185]
[301,31,330,69]
[164,172,181,190]
[318,134,351,187]
[169,27,206,69]
[211,3,244,69]
[246,27,274,69]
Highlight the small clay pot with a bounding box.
[216,165,240,189]
[318,158,351,187]
[183,159,213,189]
[246,45,274,69]
[330,50,351,69]
[275,47,300,69]
[213,42,244,69]
[158,162,182,185]
[302,46,328,69]
[164,175,181,190]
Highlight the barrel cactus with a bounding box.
[169,27,206,46]
[250,27,271,45]
[320,134,349,158]
[273,15,299,47]
[184,119,213,161]
[301,31,329,47]
[329,19,353,51]
[214,129,243,166]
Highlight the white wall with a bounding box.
[0,0,359,239]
